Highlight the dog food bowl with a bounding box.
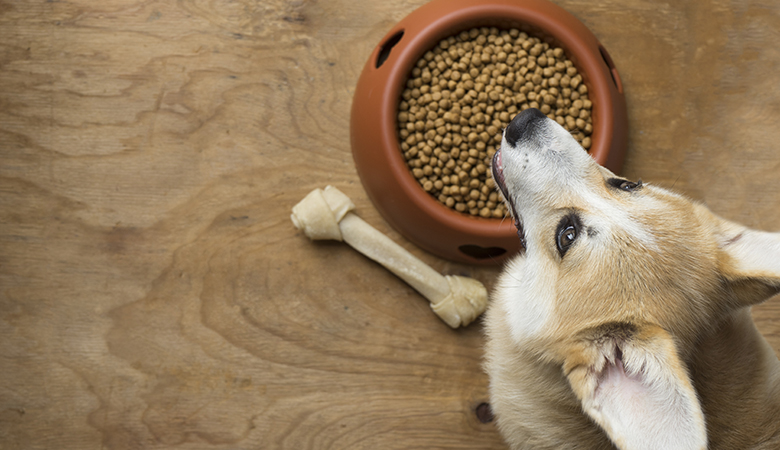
[350,0,627,265]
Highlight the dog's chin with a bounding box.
[491,149,527,252]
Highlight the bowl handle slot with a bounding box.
[375,30,405,69]
[458,244,507,260]
[598,45,623,94]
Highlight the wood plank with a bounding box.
[1,0,778,448]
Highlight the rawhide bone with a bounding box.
[291,186,488,328]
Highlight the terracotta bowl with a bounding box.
[350,0,627,265]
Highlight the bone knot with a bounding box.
[291,186,355,241]
[430,275,489,328]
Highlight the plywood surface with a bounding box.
[1,0,778,448]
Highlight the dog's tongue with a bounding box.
[491,148,526,251]
[491,149,507,194]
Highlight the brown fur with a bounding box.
[485,109,780,450]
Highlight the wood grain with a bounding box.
[0,0,778,449]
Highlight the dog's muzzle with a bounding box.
[491,110,543,252]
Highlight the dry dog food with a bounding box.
[397,27,593,218]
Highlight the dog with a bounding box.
[485,108,780,450]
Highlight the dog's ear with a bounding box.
[563,324,707,450]
[715,217,780,306]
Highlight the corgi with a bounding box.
[485,108,780,450]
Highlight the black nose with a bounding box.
[504,108,547,147]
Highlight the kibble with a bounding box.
[397,27,594,218]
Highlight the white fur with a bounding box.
[496,251,557,342]
[725,229,780,278]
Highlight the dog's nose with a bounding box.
[504,108,547,147]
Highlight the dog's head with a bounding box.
[490,108,780,450]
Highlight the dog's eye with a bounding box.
[556,215,580,257]
[608,178,643,192]
[620,180,642,191]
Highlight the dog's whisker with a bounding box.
[498,211,508,227]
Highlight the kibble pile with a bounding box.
[397,27,593,218]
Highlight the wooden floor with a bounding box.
[1,0,779,448]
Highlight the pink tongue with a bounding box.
[493,150,506,188]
